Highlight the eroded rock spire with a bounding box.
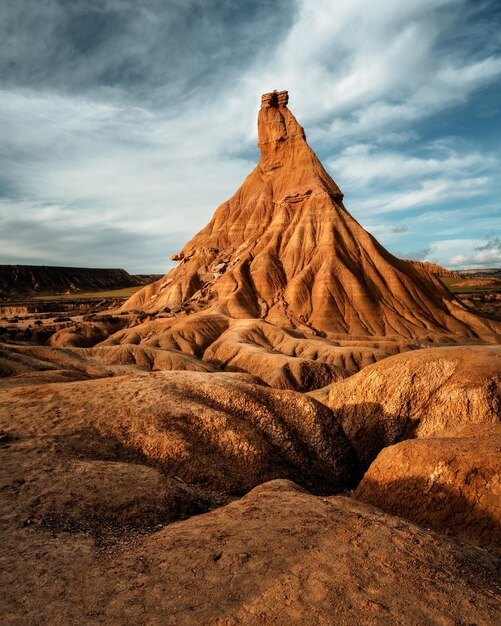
[122,92,499,340]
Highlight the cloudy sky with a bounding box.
[1,0,500,273]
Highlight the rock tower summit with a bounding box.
[257,89,307,156]
[260,90,289,108]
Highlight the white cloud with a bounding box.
[326,138,498,221]
[352,176,489,215]
[0,89,254,270]
[403,237,501,269]
[449,236,501,267]
[330,143,496,187]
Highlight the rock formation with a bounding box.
[454,278,501,288]
[0,341,218,387]
[408,260,461,279]
[458,292,501,320]
[2,479,500,624]
[355,424,501,553]
[1,368,358,496]
[312,345,501,466]
[100,314,410,391]
[33,91,499,392]
[123,90,498,340]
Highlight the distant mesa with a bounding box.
[0,265,161,297]
[122,90,498,340]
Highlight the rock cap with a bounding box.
[261,90,289,109]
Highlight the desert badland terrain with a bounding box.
[1,91,500,625]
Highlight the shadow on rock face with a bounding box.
[355,474,501,554]
[1,370,363,549]
[4,433,213,541]
[159,385,362,495]
[354,424,501,554]
[333,401,411,470]
[313,346,501,467]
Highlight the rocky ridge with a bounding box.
[2,480,499,625]
[0,264,160,296]
[408,260,461,278]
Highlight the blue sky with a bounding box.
[0,0,500,273]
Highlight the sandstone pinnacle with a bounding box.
[123,92,499,339]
